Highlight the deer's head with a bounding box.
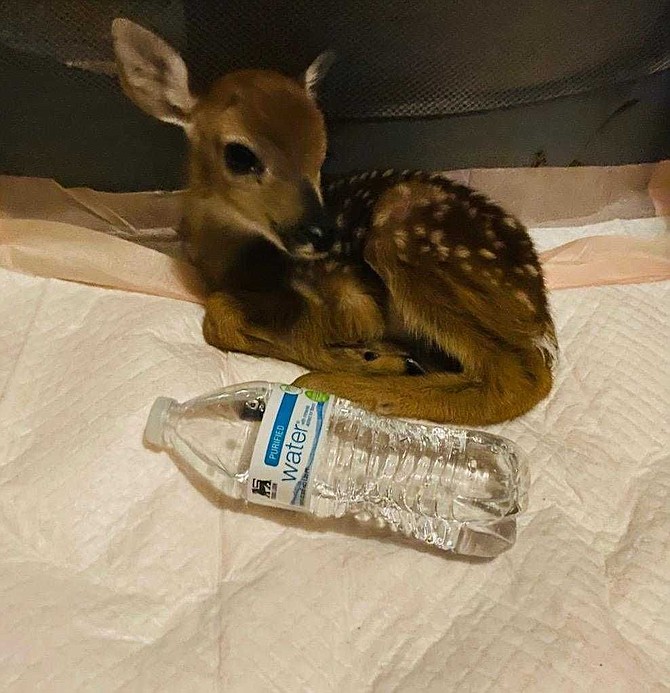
[112,18,336,264]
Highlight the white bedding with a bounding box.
[0,219,669,692]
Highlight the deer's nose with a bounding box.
[294,180,339,254]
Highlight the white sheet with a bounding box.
[1,219,669,692]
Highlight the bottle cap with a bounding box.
[144,397,176,448]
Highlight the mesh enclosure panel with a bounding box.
[1,0,668,119]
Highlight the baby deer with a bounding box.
[112,18,557,425]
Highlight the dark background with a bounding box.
[1,0,668,191]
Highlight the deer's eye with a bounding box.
[224,143,265,176]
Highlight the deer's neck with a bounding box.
[180,194,296,293]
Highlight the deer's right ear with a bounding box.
[111,18,196,130]
[303,50,336,99]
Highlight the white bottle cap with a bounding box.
[144,397,176,448]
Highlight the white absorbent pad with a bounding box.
[0,221,669,692]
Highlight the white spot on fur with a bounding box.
[455,246,471,258]
[393,228,408,251]
[414,225,427,237]
[382,169,394,177]
[462,262,473,272]
[436,246,450,261]
[430,230,444,245]
[525,263,539,277]
[336,214,345,229]
[479,248,496,259]
[514,290,535,311]
[372,208,390,227]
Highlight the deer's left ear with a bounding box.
[303,50,336,99]
[112,18,196,129]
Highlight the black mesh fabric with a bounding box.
[1,1,668,189]
[1,0,668,119]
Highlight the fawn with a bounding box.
[112,18,557,425]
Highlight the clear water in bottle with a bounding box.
[144,381,529,557]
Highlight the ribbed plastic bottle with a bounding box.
[144,381,528,557]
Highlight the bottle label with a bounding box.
[246,384,332,511]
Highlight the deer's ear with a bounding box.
[112,18,196,129]
[303,50,336,99]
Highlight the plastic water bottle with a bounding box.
[144,381,529,557]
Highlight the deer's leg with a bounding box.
[203,292,260,355]
[295,181,557,425]
[293,352,551,425]
[203,292,415,375]
[203,291,337,368]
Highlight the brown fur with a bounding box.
[112,19,557,426]
[182,70,328,285]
